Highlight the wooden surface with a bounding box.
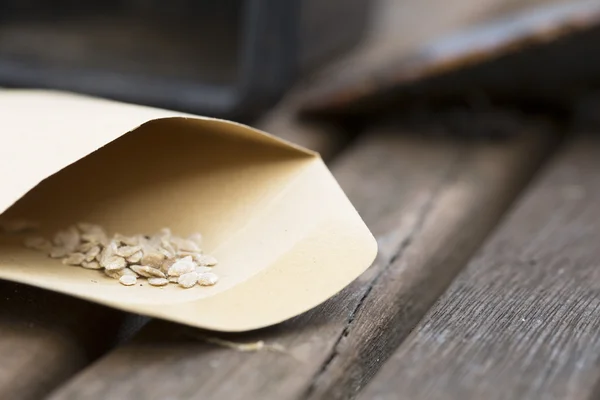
[48,112,554,400]
[0,281,145,400]
[3,3,599,398]
[300,0,600,116]
[358,131,600,400]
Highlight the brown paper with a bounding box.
[0,90,377,332]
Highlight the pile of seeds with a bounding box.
[24,223,219,289]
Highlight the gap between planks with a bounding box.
[48,111,557,400]
[358,125,600,399]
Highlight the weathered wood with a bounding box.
[49,112,554,400]
[0,281,145,400]
[358,132,600,400]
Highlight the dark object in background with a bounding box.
[0,0,370,120]
[300,0,600,118]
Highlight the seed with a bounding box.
[99,240,118,263]
[160,238,177,257]
[104,269,120,279]
[141,252,165,269]
[103,256,127,271]
[198,272,219,286]
[113,233,140,246]
[168,256,196,277]
[170,237,201,253]
[178,272,198,288]
[158,246,175,259]
[62,253,86,266]
[24,236,52,252]
[195,254,218,266]
[81,231,108,246]
[105,267,138,279]
[177,250,199,258]
[53,226,80,251]
[126,250,143,264]
[148,277,168,286]
[76,241,96,253]
[119,275,137,286]
[159,258,177,274]
[130,265,166,279]
[85,246,101,262]
[116,245,142,258]
[81,261,102,270]
[195,266,212,274]
[49,247,69,258]
[79,224,108,246]
[23,224,213,290]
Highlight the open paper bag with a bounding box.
[0,90,377,332]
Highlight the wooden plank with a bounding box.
[358,132,600,400]
[49,112,554,400]
[0,281,146,400]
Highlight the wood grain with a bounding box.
[358,132,600,400]
[49,112,554,400]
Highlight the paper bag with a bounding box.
[0,90,377,332]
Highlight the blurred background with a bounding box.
[1,0,599,124]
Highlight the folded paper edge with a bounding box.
[5,89,318,157]
[0,90,318,216]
